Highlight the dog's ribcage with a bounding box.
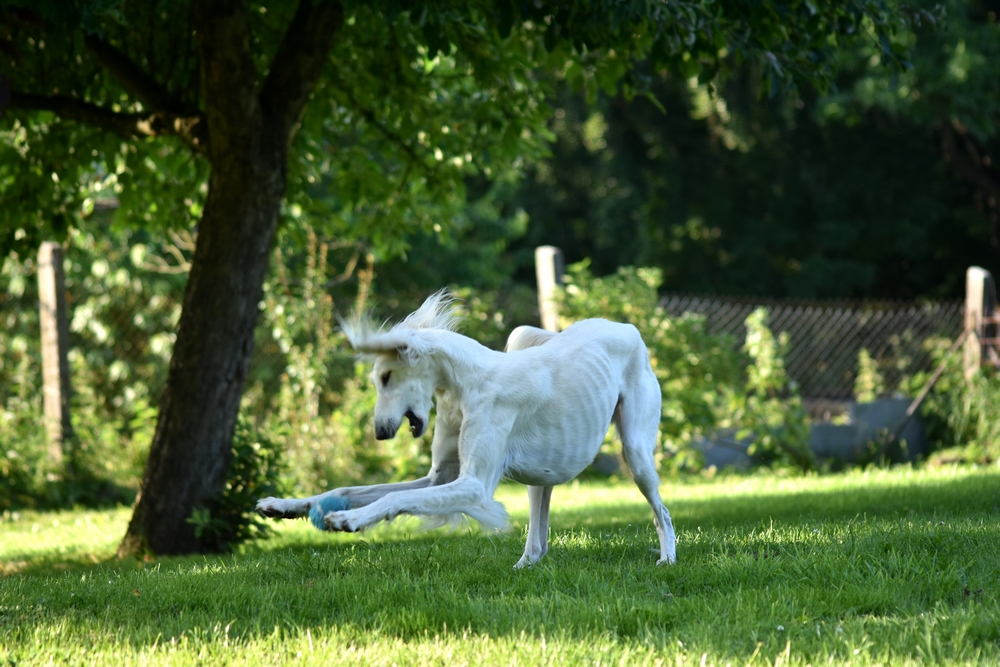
[495,320,655,486]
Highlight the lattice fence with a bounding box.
[659,295,964,400]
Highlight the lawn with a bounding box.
[2,465,999,666]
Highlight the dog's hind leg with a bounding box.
[514,485,552,569]
[624,446,676,565]
[616,385,677,565]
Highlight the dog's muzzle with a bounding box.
[374,410,425,440]
[374,421,396,440]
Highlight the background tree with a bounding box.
[1,0,914,555]
[504,0,998,299]
[827,0,999,251]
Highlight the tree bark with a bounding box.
[118,0,343,556]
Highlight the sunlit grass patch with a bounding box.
[2,465,999,666]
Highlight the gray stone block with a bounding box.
[589,452,621,476]
[809,422,863,462]
[692,398,927,467]
[850,398,926,462]
[692,429,754,469]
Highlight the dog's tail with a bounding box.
[505,325,557,352]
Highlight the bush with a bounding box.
[0,217,178,508]
[725,308,813,470]
[186,416,285,552]
[903,338,1000,463]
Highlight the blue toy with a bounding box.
[309,496,352,531]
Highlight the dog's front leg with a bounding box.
[255,495,313,519]
[320,475,504,533]
[514,485,552,569]
[256,478,434,519]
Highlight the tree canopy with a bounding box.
[502,0,998,300]
[2,0,919,257]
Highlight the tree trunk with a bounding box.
[118,153,285,556]
[118,0,343,556]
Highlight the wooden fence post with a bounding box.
[535,246,564,332]
[963,266,996,380]
[37,241,73,464]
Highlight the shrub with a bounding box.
[0,220,184,508]
[186,416,285,552]
[854,348,886,403]
[903,338,1000,463]
[726,308,813,470]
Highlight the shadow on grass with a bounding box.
[4,470,999,650]
[3,468,136,513]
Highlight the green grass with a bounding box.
[2,465,999,666]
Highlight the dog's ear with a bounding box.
[395,343,412,365]
[395,340,430,367]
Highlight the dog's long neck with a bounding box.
[426,329,503,397]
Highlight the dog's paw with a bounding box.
[256,497,308,519]
[322,511,363,533]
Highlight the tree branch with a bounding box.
[84,34,196,115]
[337,85,440,184]
[260,0,345,140]
[7,91,207,152]
[940,120,1000,202]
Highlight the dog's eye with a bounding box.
[381,371,392,386]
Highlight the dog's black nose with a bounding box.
[374,421,396,440]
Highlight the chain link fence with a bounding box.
[659,294,964,403]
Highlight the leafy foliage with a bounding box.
[506,69,995,299]
[501,0,997,301]
[186,416,285,553]
[727,308,813,470]
[0,254,45,510]
[1,0,920,257]
[903,338,1000,463]
[854,348,887,403]
[0,215,179,509]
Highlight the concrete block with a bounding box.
[589,452,621,476]
[850,398,926,462]
[692,429,754,469]
[691,398,927,468]
[808,423,863,462]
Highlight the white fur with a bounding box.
[257,290,677,567]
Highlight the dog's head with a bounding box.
[341,290,458,440]
[367,343,436,440]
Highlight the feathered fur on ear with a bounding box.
[339,289,459,363]
[395,342,415,366]
[395,339,429,367]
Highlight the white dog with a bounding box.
[256,291,676,567]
